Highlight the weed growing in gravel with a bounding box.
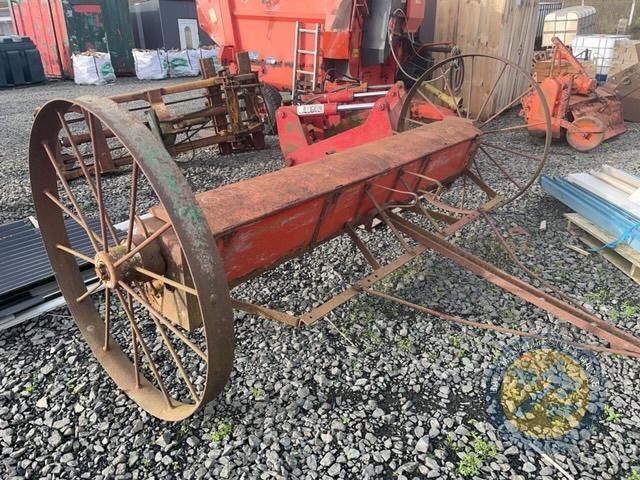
[445,432,459,452]
[142,458,151,467]
[177,422,189,437]
[396,336,412,352]
[426,350,439,362]
[456,432,497,477]
[585,287,612,305]
[362,330,382,346]
[251,387,263,400]
[623,302,639,319]
[627,469,640,480]
[603,405,623,424]
[22,383,34,395]
[457,453,480,477]
[449,335,461,348]
[471,432,497,460]
[210,422,234,442]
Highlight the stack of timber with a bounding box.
[540,166,640,284]
[609,39,640,77]
[434,0,540,119]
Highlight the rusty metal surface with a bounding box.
[152,117,481,284]
[55,72,266,180]
[387,211,640,356]
[30,96,234,421]
[607,64,640,123]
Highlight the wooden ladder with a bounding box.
[291,21,320,102]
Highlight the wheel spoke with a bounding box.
[406,117,429,127]
[41,142,100,252]
[114,222,172,268]
[478,145,524,190]
[103,287,111,351]
[87,112,123,246]
[134,266,198,296]
[474,63,507,123]
[125,292,141,387]
[56,243,95,264]
[77,281,103,303]
[477,89,530,129]
[114,287,173,407]
[118,281,207,362]
[442,74,463,119]
[481,122,545,135]
[58,112,123,243]
[126,163,139,252]
[466,56,474,119]
[416,88,441,113]
[481,141,544,163]
[44,190,104,248]
[459,175,467,209]
[137,283,199,402]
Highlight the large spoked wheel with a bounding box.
[29,96,234,421]
[398,54,552,215]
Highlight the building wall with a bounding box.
[131,0,213,50]
[562,0,639,33]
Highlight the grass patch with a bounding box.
[603,405,623,424]
[210,422,234,442]
[456,432,497,478]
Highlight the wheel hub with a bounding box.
[94,246,130,289]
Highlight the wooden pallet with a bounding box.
[565,213,640,285]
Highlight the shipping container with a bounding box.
[130,0,213,50]
[10,0,135,78]
[542,6,597,47]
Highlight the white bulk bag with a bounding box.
[72,52,116,85]
[132,49,168,80]
[198,47,221,71]
[167,49,199,77]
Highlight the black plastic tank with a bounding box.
[0,36,45,87]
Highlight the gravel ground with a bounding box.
[0,78,639,480]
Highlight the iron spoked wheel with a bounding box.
[398,54,552,216]
[29,96,234,421]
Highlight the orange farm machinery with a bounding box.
[195,0,461,127]
[29,53,640,420]
[523,37,626,152]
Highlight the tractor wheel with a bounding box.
[30,96,234,421]
[257,84,283,135]
[566,116,605,152]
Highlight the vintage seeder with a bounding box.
[30,55,640,421]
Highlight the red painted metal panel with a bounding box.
[11,0,71,78]
[405,0,427,33]
[194,0,396,90]
[151,118,481,284]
